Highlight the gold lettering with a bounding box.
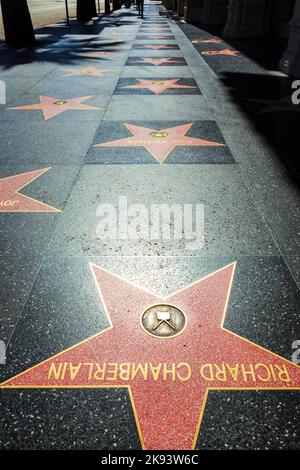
[176,363,191,382]
[48,362,62,380]
[106,363,118,380]
[0,200,18,207]
[241,364,256,382]
[60,362,67,380]
[269,364,277,381]
[149,363,162,381]
[226,364,239,381]
[119,363,131,381]
[83,362,94,381]
[214,364,227,382]
[131,363,148,380]
[94,363,106,381]
[69,363,82,381]
[255,363,271,382]
[163,363,176,381]
[275,364,291,383]
[200,364,214,381]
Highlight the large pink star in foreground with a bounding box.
[94,123,225,163]
[3,263,300,450]
[202,49,239,56]
[7,96,101,120]
[120,79,197,94]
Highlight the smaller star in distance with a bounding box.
[94,123,225,164]
[192,38,222,44]
[7,96,101,120]
[132,57,183,65]
[201,49,239,56]
[120,79,196,94]
[63,67,112,77]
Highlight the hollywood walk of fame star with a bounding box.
[7,96,101,120]
[192,38,222,44]
[0,168,60,212]
[119,79,197,95]
[63,67,112,77]
[2,263,300,450]
[201,49,239,56]
[131,57,184,66]
[139,44,177,50]
[94,123,225,164]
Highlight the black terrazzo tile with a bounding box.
[45,166,276,258]
[0,164,79,256]
[114,77,201,95]
[0,256,42,343]
[136,36,176,40]
[0,120,98,166]
[126,56,187,66]
[197,390,300,450]
[86,120,233,164]
[0,388,140,450]
[133,44,180,50]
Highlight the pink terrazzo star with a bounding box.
[94,123,224,164]
[7,96,101,120]
[201,49,239,56]
[0,168,60,212]
[63,67,112,77]
[132,57,183,65]
[120,79,196,94]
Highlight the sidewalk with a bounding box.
[0,0,78,41]
[0,0,299,451]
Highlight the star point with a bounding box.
[0,168,60,212]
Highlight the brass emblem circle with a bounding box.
[152,81,164,85]
[150,131,168,138]
[54,100,68,106]
[81,70,92,74]
[141,304,186,339]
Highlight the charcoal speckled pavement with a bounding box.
[0,0,300,452]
